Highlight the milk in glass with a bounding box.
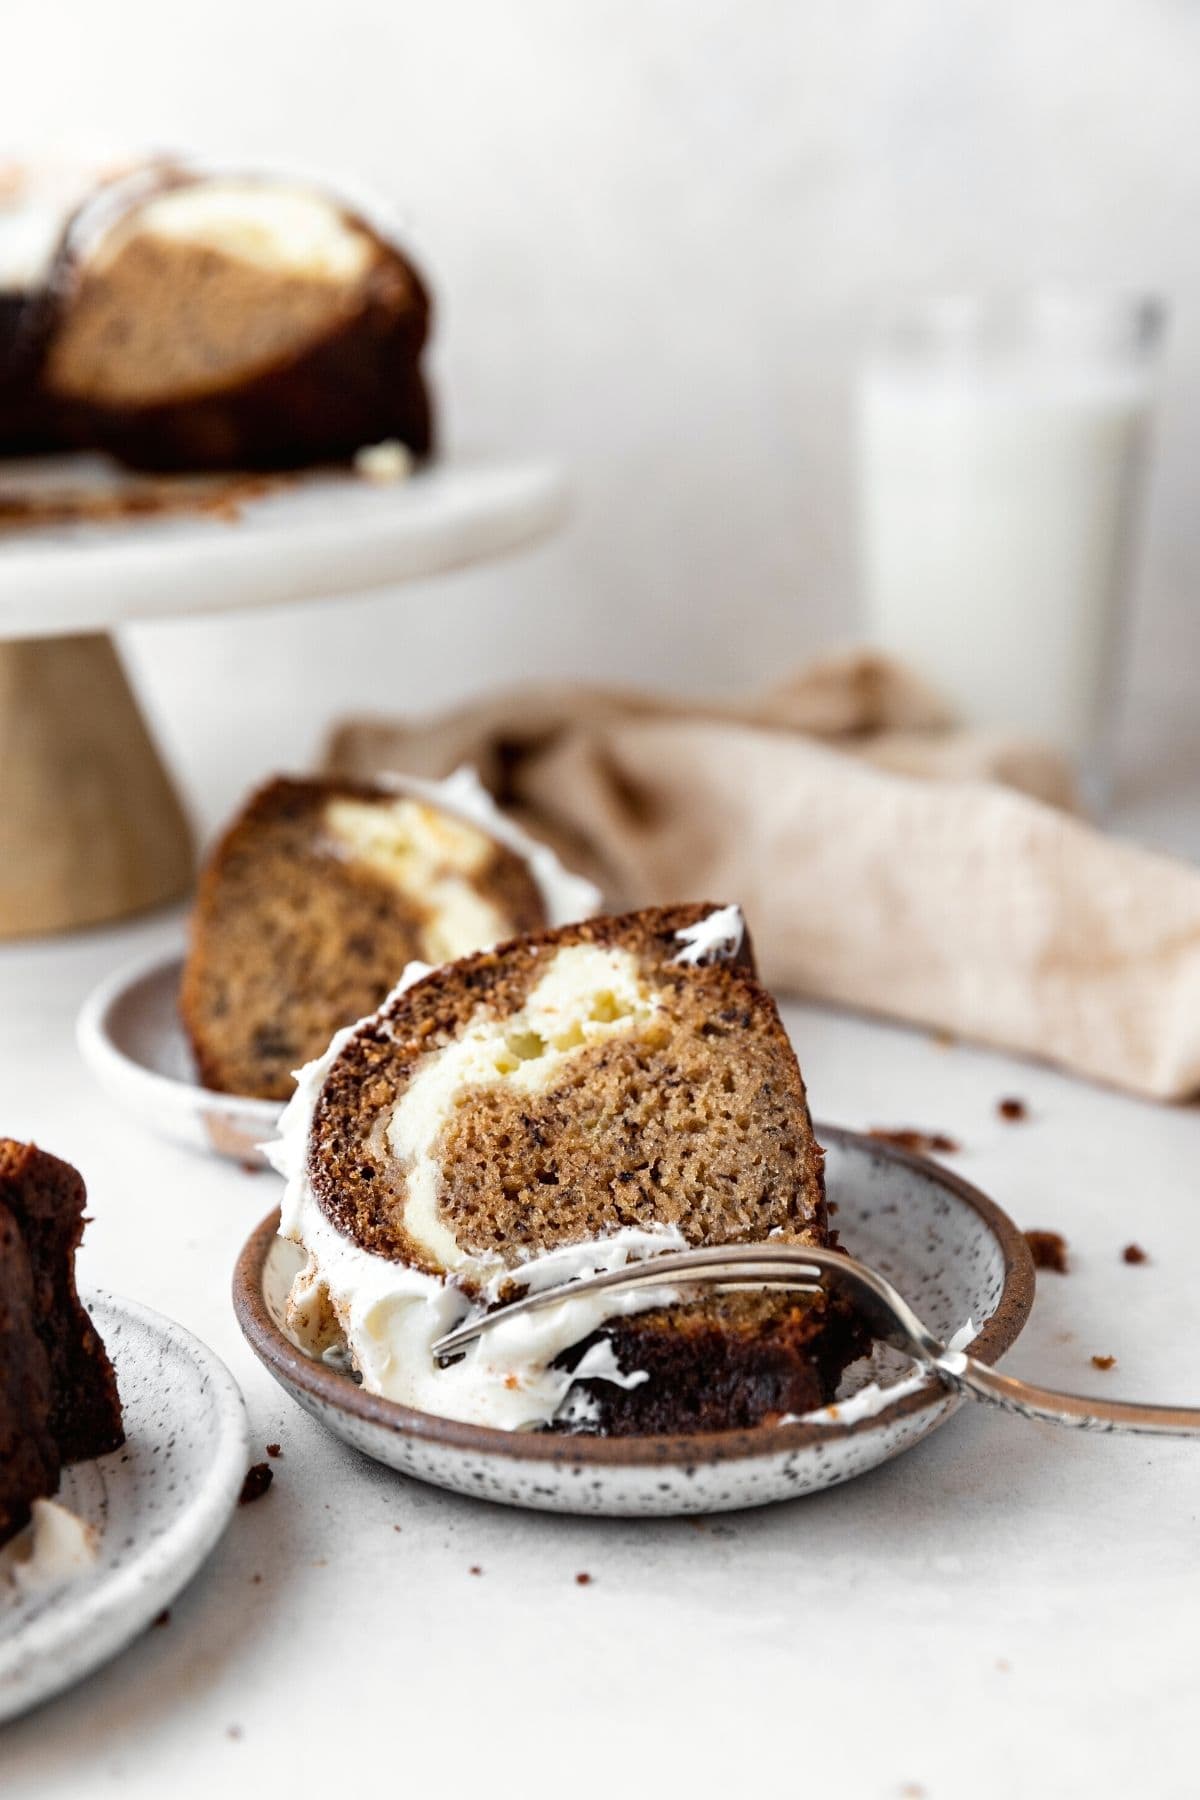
[856,297,1161,766]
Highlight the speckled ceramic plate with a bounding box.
[77,948,283,1166]
[233,1126,1034,1517]
[0,1293,249,1724]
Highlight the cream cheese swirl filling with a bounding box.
[387,943,662,1270]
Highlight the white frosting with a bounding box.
[790,1367,929,1428]
[0,203,68,290]
[81,177,376,281]
[63,156,422,284]
[673,904,745,966]
[282,1176,682,1430]
[354,439,415,483]
[368,767,602,929]
[3,1498,98,1595]
[388,943,659,1269]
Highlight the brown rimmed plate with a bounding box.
[232,1125,1034,1516]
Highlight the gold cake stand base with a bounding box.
[0,633,193,938]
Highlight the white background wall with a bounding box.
[3,0,1198,832]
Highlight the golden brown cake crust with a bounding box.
[181,775,548,1101]
[307,903,828,1275]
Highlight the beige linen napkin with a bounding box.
[326,650,1200,1101]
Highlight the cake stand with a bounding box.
[0,453,566,937]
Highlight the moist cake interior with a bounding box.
[181,776,547,1101]
[43,180,413,408]
[310,907,828,1283]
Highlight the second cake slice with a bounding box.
[181,773,563,1101]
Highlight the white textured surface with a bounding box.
[2,881,1200,1794]
[3,3,1200,1787]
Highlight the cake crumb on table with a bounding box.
[1092,1354,1117,1371]
[469,1565,483,1576]
[1123,1243,1149,1265]
[238,1463,273,1505]
[868,1127,961,1155]
[1024,1229,1069,1273]
[265,1443,282,1458]
[354,438,414,483]
[575,1571,593,1586]
[997,1097,1028,1121]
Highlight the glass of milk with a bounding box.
[856,293,1164,798]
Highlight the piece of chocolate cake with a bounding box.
[274,903,867,1434]
[0,1142,123,1545]
[0,1199,59,1545]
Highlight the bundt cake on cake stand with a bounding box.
[0,453,565,937]
[0,157,565,938]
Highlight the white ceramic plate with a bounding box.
[0,454,566,637]
[0,1293,249,1724]
[77,949,282,1165]
[234,1128,1034,1518]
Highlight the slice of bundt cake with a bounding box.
[0,1142,124,1545]
[181,771,594,1102]
[273,903,866,1434]
[34,164,433,471]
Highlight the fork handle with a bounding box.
[938,1354,1200,1437]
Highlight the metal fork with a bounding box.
[431,1242,1200,1436]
